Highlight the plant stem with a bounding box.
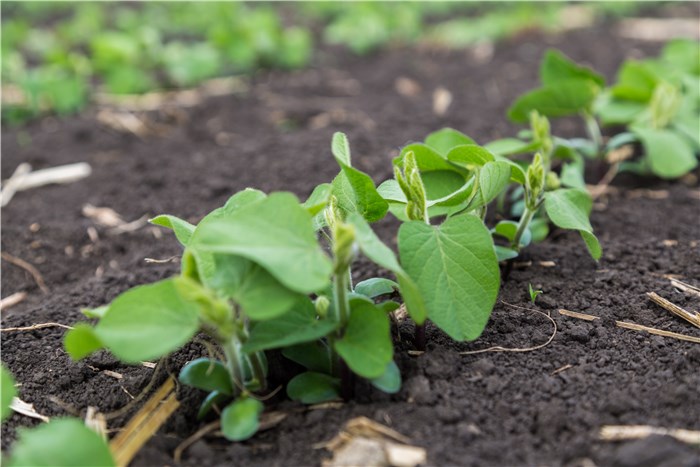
[248,351,267,391]
[583,112,603,156]
[222,336,245,396]
[333,269,351,327]
[512,204,535,251]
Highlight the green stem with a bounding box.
[248,351,267,392]
[333,269,351,327]
[583,112,603,156]
[512,203,536,251]
[222,335,245,396]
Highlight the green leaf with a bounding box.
[282,342,332,373]
[94,278,200,363]
[331,166,389,223]
[370,360,401,394]
[81,306,108,319]
[540,49,605,88]
[632,126,698,179]
[221,188,267,215]
[64,324,104,360]
[9,418,115,467]
[529,218,550,243]
[197,391,228,420]
[303,183,332,216]
[347,213,427,324]
[508,80,599,123]
[560,161,586,189]
[1,365,16,422]
[494,245,519,262]
[477,161,512,207]
[446,144,495,168]
[287,372,340,404]
[179,358,233,396]
[332,132,352,166]
[330,132,388,223]
[611,60,658,102]
[493,220,531,247]
[243,298,338,353]
[544,188,601,260]
[662,39,700,75]
[595,94,647,126]
[484,138,537,156]
[334,299,392,379]
[210,255,302,320]
[377,179,407,204]
[424,128,475,156]
[191,192,332,294]
[398,214,500,341]
[355,278,399,298]
[398,143,458,172]
[220,398,264,441]
[149,215,195,247]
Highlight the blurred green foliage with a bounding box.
[2,1,647,124]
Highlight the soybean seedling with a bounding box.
[66,188,333,441]
[378,128,505,349]
[243,133,426,402]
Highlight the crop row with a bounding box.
[2,1,642,123]
[1,40,698,465]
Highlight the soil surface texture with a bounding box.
[2,17,700,467]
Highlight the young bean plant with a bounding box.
[65,188,333,441]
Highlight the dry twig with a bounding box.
[109,377,180,467]
[1,322,73,333]
[1,252,48,293]
[647,292,700,329]
[600,425,700,444]
[459,301,557,355]
[670,279,700,299]
[0,291,28,311]
[11,398,50,422]
[173,421,220,464]
[558,309,700,344]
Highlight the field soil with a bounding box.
[2,18,699,467]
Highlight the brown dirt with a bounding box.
[2,19,700,467]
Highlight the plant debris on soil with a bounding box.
[2,19,699,467]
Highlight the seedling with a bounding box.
[243,133,426,402]
[491,112,602,262]
[379,128,505,348]
[596,40,699,178]
[66,188,333,441]
[528,283,543,304]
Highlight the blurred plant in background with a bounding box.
[2,1,647,124]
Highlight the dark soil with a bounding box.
[3,17,700,467]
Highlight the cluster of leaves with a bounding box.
[47,119,599,452]
[506,40,700,180]
[2,2,312,123]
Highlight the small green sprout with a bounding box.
[528,283,543,304]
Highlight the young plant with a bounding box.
[1,365,115,466]
[378,129,506,348]
[528,283,543,304]
[65,188,333,441]
[595,39,699,178]
[507,49,606,156]
[492,112,602,262]
[242,133,426,402]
